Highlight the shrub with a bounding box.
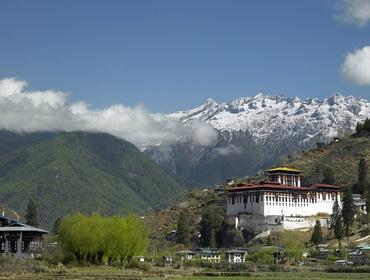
[62,252,77,266]
[127,259,151,271]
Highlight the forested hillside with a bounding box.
[0,130,184,228]
[286,133,370,189]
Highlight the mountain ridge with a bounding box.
[146,93,370,186]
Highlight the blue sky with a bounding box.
[0,0,369,112]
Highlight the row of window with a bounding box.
[229,193,338,205]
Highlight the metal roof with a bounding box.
[229,182,341,193]
[177,250,195,254]
[0,222,48,234]
[0,226,48,233]
[265,166,303,173]
[225,249,247,254]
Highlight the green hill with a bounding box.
[0,131,185,228]
[285,133,370,188]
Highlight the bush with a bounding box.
[248,249,275,265]
[33,264,48,273]
[127,259,151,271]
[62,252,77,266]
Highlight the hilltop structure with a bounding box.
[226,166,342,231]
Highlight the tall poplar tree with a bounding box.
[358,158,368,195]
[341,187,355,246]
[331,199,344,247]
[365,186,370,231]
[25,199,39,227]
[176,210,190,246]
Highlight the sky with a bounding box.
[0,0,369,113]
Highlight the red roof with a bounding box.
[228,181,341,193]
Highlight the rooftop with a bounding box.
[0,216,48,234]
[228,181,341,193]
[265,166,303,173]
[225,249,247,254]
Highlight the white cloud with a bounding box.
[335,0,370,27]
[341,46,370,86]
[0,78,218,146]
[216,144,242,156]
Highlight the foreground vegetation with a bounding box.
[57,213,148,265]
[0,261,369,280]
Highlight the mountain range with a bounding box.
[0,131,184,228]
[146,93,370,186]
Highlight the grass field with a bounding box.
[0,269,369,280]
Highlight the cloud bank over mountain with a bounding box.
[342,46,370,86]
[0,78,217,146]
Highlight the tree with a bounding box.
[331,198,344,247]
[365,184,370,231]
[52,217,62,234]
[58,213,148,265]
[358,158,368,195]
[341,187,355,246]
[199,206,224,247]
[25,199,39,227]
[356,122,363,133]
[209,228,216,248]
[224,228,244,248]
[266,235,273,246]
[176,210,190,246]
[363,118,370,132]
[322,167,335,185]
[310,220,323,245]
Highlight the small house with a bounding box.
[197,248,221,263]
[349,245,370,265]
[353,194,366,213]
[317,244,330,259]
[0,216,48,258]
[225,249,247,263]
[272,246,288,264]
[136,256,145,262]
[176,249,195,260]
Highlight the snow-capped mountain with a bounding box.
[146,93,370,187]
[169,93,370,145]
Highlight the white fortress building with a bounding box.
[226,166,342,231]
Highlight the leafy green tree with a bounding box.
[310,220,323,245]
[331,198,344,247]
[341,187,355,246]
[322,167,335,185]
[25,199,39,227]
[176,210,190,246]
[358,158,368,195]
[58,213,148,264]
